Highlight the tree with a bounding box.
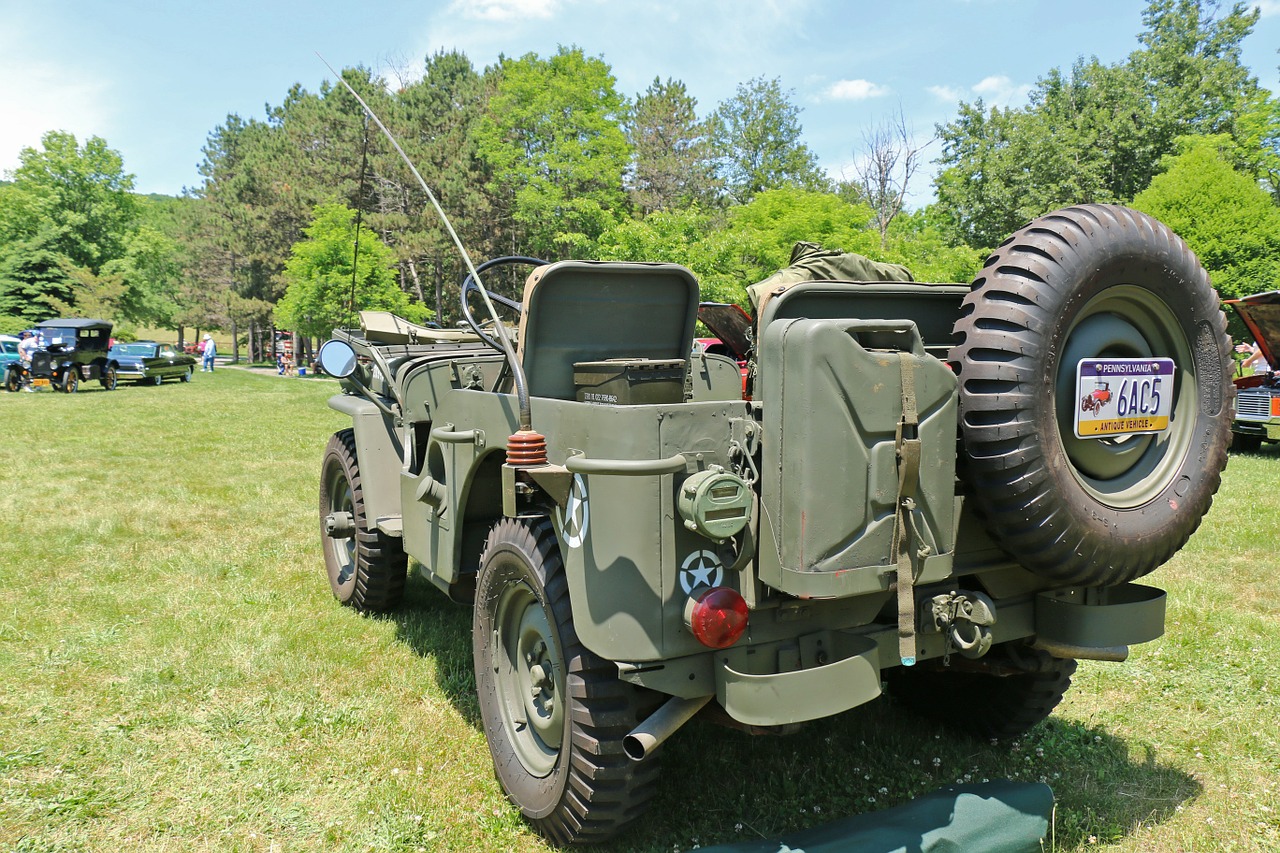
[626,77,717,214]
[933,0,1267,248]
[724,187,879,282]
[374,51,494,325]
[853,108,929,245]
[276,203,429,339]
[5,131,139,273]
[1132,135,1280,299]
[0,229,76,324]
[594,207,752,305]
[707,77,827,204]
[473,47,631,258]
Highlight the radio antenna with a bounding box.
[316,53,532,432]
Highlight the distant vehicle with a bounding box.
[4,319,118,393]
[109,341,197,385]
[0,335,19,368]
[1226,290,1280,452]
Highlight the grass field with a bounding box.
[2,369,1278,852]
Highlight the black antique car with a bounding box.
[108,341,197,385]
[4,319,119,393]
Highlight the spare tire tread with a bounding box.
[951,204,1231,587]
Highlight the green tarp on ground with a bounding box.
[689,781,1053,853]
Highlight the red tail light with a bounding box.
[688,587,749,649]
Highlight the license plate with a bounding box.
[32,378,50,388]
[1075,358,1175,438]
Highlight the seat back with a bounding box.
[516,261,699,400]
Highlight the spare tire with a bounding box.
[951,204,1230,587]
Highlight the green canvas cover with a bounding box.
[747,241,915,314]
[690,781,1053,853]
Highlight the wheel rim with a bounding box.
[492,579,564,777]
[105,368,116,390]
[1053,285,1195,508]
[324,464,356,588]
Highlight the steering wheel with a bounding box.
[460,255,547,351]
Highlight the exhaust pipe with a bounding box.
[624,695,712,761]
[1032,639,1129,662]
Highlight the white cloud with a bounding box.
[448,0,559,22]
[1256,1,1280,18]
[826,79,890,101]
[928,75,1031,108]
[927,84,965,103]
[0,31,112,178]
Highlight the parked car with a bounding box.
[1226,290,1280,452]
[108,341,197,385]
[693,302,754,396]
[0,335,19,368]
[4,319,118,393]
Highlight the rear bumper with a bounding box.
[620,583,1167,727]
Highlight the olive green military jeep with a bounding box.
[316,205,1231,844]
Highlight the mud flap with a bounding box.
[689,781,1052,853]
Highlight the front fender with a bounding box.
[327,394,404,533]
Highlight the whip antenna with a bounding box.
[316,53,532,431]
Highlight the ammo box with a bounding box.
[574,358,686,404]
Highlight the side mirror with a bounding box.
[317,339,358,378]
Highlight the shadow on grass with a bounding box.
[378,570,1198,851]
[381,569,481,726]
[600,699,1199,853]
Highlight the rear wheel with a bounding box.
[180,366,193,383]
[473,517,661,844]
[319,429,406,611]
[101,365,118,391]
[885,646,1077,740]
[951,204,1231,587]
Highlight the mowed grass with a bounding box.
[1,370,1278,852]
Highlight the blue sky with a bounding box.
[3,0,1278,199]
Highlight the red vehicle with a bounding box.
[694,303,753,397]
[1081,381,1112,415]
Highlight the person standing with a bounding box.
[1243,342,1271,375]
[16,330,39,390]
[202,334,217,372]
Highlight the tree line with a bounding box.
[0,0,1276,353]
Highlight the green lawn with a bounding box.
[2,370,1277,851]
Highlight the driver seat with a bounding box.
[515,261,700,400]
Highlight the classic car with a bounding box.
[1226,290,1280,452]
[0,335,19,368]
[108,341,197,385]
[4,319,119,392]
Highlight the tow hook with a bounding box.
[324,511,356,538]
[928,590,997,661]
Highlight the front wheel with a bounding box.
[152,374,163,386]
[473,517,661,844]
[180,366,193,383]
[62,370,79,394]
[5,370,19,392]
[318,429,406,611]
